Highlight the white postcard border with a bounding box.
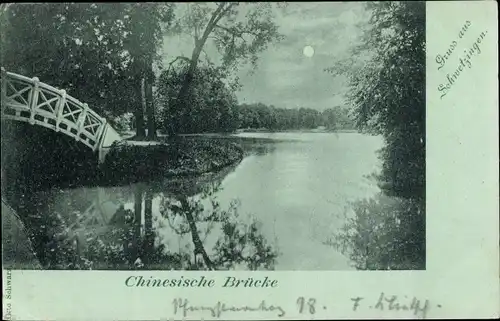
[3,1,499,320]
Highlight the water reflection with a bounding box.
[4,132,384,270]
[5,163,279,270]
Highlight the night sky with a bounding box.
[161,3,369,111]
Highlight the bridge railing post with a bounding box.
[96,118,109,164]
[1,67,7,112]
[94,117,107,151]
[75,102,88,142]
[29,77,40,125]
[54,89,66,132]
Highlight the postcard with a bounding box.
[1,1,498,320]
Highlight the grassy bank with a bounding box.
[100,137,244,185]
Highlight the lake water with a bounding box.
[8,132,384,270]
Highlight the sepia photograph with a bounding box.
[1,2,425,272]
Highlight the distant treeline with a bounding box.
[127,64,357,134]
[124,98,356,134]
[236,103,355,132]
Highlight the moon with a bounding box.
[303,45,315,58]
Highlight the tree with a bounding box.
[321,108,338,131]
[320,107,355,131]
[157,62,238,134]
[331,1,425,199]
[1,4,175,139]
[1,4,136,118]
[326,2,426,269]
[122,3,175,139]
[166,3,284,137]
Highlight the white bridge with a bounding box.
[0,67,122,163]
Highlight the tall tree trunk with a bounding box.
[127,5,146,139]
[134,75,146,138]
[141,76,147,134]
[145,66,156,140]
[132,57,146,139]
[169,43,203,137]
[169,3,230,137]
[168,3,233,137]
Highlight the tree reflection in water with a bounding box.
[7,170,279,270]
[2,138,281,270]
[73,181,278,271]
[159,182,278,270]
[2,132,282,270]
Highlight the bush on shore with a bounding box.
[100,138,244,184]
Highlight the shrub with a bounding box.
[111,112,134,133]
[100,138,243,184]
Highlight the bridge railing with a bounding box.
[0,68,108,151]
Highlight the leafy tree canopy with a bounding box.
[326,2,425,199]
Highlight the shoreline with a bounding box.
[121,129,360,139]
[99,130,368,186]
[99,137,244,186]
